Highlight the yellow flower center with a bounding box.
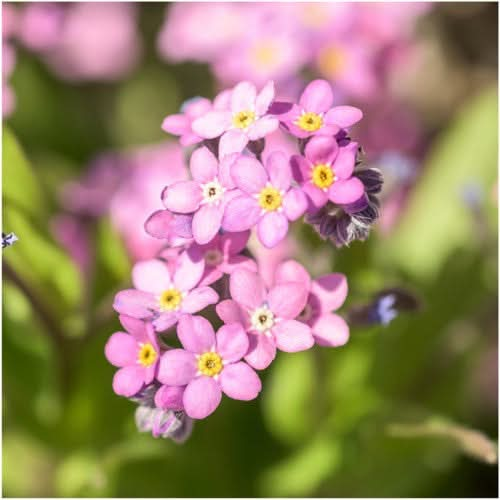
[233,110,255,129]
[295,112,323,132]
[137,343,158,367]
[159,288,182,311]
[318,45,347,78]
[258,186,282,211]
[252,42,278,68]
[197,352,223,377]
[311,164,335,189]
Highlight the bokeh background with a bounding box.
[2,2,498,497]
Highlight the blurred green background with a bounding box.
[2,2,498,497]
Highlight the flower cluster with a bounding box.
[105,79,382,441]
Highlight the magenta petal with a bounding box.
[220,362,261,400]
[268,282,309,319]
[216,299,246,325]
[219,129,249,158]
[177,314,216,354]
[198,267,224,287]
[157,349,197,386]
[247,116,279,141]
[231,81,257,111]
[283,188,308,221]
[312,312,349,347]
[113,290,156,319]
[162,114,189,135]
[274,260,312,289]
[105,333,138,367]
[119,314,149,343]
[333,142,358,179]
[231,156,268,194]
[181,286,219,314]
[299,79,333,113]
[145,210,174,239]
[220,230,250,255]
[302,183,329,212]
[173,250,205,291]
[304,135,339,165]
[329,177,365,205]
[229,268,266,310]
[192,204,223,245]
[222,195,261,232]
[255,80,275,116]
[163,181,202,213]
[266,151,291,191]
[183,376,222,419]
[273,320,315,352]
[216,323,249,363]
[190,146,219,183]
[192,110,232,139]
[290,155,311,184]
[325,105,363,128]
[154,385,185,411]
[310,273,348,312]
[257,212,288,248]
[244,333,276,370]
[132,259,171,294]
[112,366,144,397]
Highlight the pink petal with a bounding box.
[162,114,189,135]
[183,376,222,419]
[144,210,174,239]
[231,81,256,112]
[105,332,138,367]
[157,349,197,386]
[184,97,212,118]
[190,146,219,183]
[299,79,333,113]
[222,195,261,232]
[132,259,172,294]
[304,135,339,165]
[247,116,279,141]
[154,385,185,411]
[302,183,329,212]
[218,153,239,188]
[273,320,315,352]
[113,290,156,319]
[177,314,216,354]
[220,362,261,400]
[268,282,309,319]
[198,267,224,287]
[325,105,363,128]
[216,299,246,325]
[191,110,232,139]
[328,177,365,205]
[244,333,276,370]
[112,366,145,397]
[290,155,311,184]
[230,156,268,194]
[283,188,308,221]
[222,255,258,274]
[152,312,179,332]
[220,230,251,255]
[119,314,149,343]
[274,260,312,289]
[173,250,205,291]
[162,181,202,214]
[257,212,289,248]
[181,286,219,314]
[311,313,349,347]
[216,323,249,363]
[219,129,249,158]
[229,268,266,310]
[192,204,223,245]
[333,142,358,179]
[255,80,275,116]
[310,273,348,312]
[266,151,291,191]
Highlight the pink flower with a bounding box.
[158,315,261,419]
[113,252,219,332]
[187,231,257,287]
[17,3,64,52]
[192,80,279,157]
[222,151,307,248]
[291,135,364,211]
[105,315,160,397]
[216,268,314,370]
[162,146,239,245]
[280,79,363,139]
[274,260,350,347]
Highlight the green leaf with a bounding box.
[377,86,498,279]
[261,351,316,446]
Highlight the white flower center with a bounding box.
[250,306,275,333]
[205,249,223,267]
[201,179,225,205]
